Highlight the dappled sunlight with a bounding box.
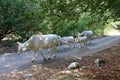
[0,56,6,62]
[0,35,120,79]
[0,0,120,79]
[0,52,34,74]
[3,53,11,56]
[0,53,21,62]
[4,64,11,67]
[106,29,120,36]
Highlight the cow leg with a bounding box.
[87,38,89,44]
[78,43,81,48]
[81,42,84,48]
[53,46,57,58]
[81,42,85,48]
[48,48,53,60]
[73,42,75,48]
[39,50,47,61]
[83,42,86,48]
[89,38,92,44]
[79,42,82,48]
[32,51,36,62]
[48,46,56,60]
[85,41,87,48]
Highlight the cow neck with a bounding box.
[23,39,31,47]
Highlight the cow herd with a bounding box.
[17,30,93,62]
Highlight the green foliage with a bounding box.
[0,0,42,41]
[0,0,24,40]
[72,13,103,36]
[0,0,120,44]
[1,40,15,47]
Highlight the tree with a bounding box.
[0,0,120,41]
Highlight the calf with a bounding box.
[75,36,87,48]
[78,30,93,43]
[60,36,75,48]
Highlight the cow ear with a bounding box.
[17,42,22,46]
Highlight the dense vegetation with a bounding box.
[0,0,120,42]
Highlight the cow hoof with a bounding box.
[31,60,34,62]
[48,58,51,60]
[53,56,56,58]
[44,59,47,61]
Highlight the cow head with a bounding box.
[78,33,85,37]
[17,42,27,55]
[74,38,79,43]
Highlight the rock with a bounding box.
[31,65,38,68]
[74,69,80,73]
[68,62,80,70]
[23,74,32,78]
[93,75,96,78]
[94,59,105,67]
[73,72,81,77]
[74,56,82,60]
[59,70,72,75]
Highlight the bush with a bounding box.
[1,40,15,47]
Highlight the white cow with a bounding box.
[17,34,60,62]
[75,36,88,48]
[60,36,75,48]
[78,30,93,43]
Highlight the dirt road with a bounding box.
[0,35,120,75]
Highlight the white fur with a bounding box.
[75,36,87,48]
[60,36,74,48]
[78,30,93,43]
[17,34,60,62]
